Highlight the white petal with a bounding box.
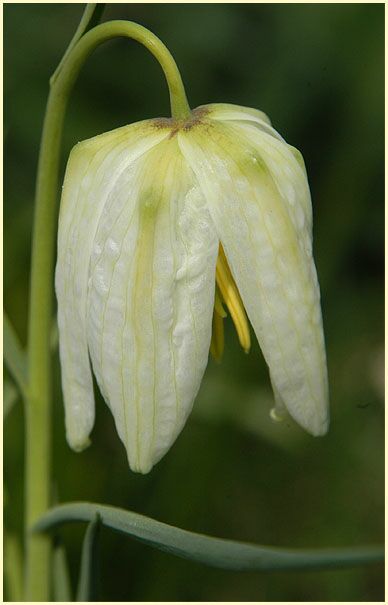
[223,120,313,236]
[179,121,329,436]
[86,136,218,473]
[201,102,285,142]
[55,121,168,451]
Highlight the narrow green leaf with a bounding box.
[53,541,73,602]
[4,378,19,418]
[76,514,101,601]
[51,4,106,84]
[3,313,27,397]
[3,316,58,418]
[4,531,23,601]
[34,502,384,572]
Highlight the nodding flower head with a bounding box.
[55,103,329,474]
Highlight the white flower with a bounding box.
[55,103,329,474]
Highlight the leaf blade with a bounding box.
[3,313,27,397]
[34,502,384,572]
[3,378,19,418]
[76,514,101,601]
[52,541,73,602]
[51,4,105,84]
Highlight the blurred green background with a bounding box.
[4,3,384,602]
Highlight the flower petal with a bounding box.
[202,102,284,142]
[86,136,218,473]
[55,121,168,451]
[179,120,329,436]
[203,102,272,126]
[223,120,313,237]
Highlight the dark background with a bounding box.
[4,3,384,601]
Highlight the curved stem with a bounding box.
[25,20,190,600]
[52,20,191,120]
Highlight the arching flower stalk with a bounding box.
[56,101,329,474]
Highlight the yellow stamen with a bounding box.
[214,288,227,319]
[215,244,251,353]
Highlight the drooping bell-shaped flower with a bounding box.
[55,102,329,474]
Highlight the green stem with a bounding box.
[24,85,65,601]
[25,19,190,601]
[4,531,24,601]
[51,20,191,119]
